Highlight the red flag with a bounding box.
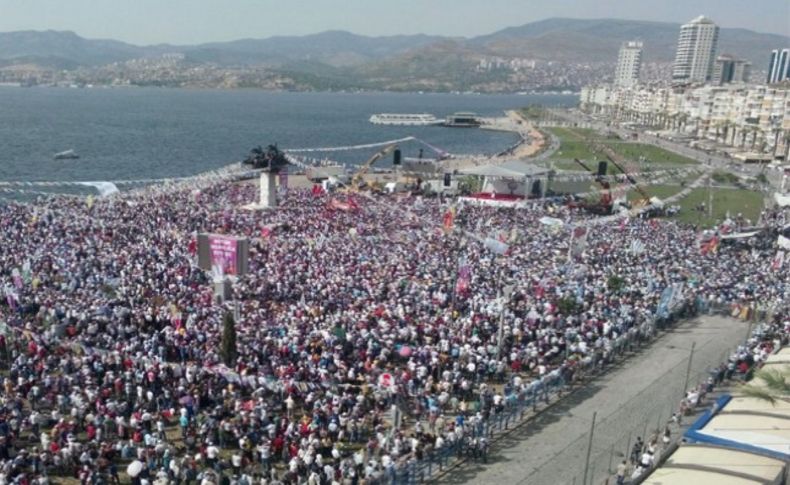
[700,236,719,255]
[187,238,197,256]
[311,184,324,197]
[328,198,351,211]
[772,251,785,271]
[455,257,471,295]
[442,207,455,232]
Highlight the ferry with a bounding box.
[54,149,79,160]
[369,113,442,126]
[444,112,481,127]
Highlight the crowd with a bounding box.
[616,314,788,484]
[0,176,788,485]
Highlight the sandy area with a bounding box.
[443,110,547,172]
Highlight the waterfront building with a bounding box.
[672,16,719,84]
[614,41,643,87]
[767,48,790,84]
[579,83,790,159]
[712,55,751,85]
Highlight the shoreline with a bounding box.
[443,110,547,172]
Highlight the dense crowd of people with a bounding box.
[0,175,788,484]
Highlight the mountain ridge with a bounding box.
[0,18,785,68]
[0,18,786,92]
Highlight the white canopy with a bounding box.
[459,160,551,178]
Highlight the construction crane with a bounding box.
[603,153,652,206]
[349,143,398,192]
[589,139,652,206]
[572,158,613,214]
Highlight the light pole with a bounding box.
[496,283,515,361]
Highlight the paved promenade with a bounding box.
[436,315,749,485]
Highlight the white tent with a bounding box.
[459,160,552,197]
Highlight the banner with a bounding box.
[443,206,456,232]
[628,239,645,255]
[208,235,239,276]
[455,257,471,295]
[657,285,674,318]
[568,226,588,260]
[667,283,684,312]
[484,237,509,255]
[328,198,352,211]
[700,236,719,255]
[772,251,785,271]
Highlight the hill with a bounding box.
[469,18,788,65]
[0,18,786,91]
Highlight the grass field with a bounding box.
[625,184,686,202]
[546,127,763,227]
[549,127,603,162]
[670,187,765,227]
[612,143,697,165]
[547,127,697,170]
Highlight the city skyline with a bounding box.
[0,0,787,45]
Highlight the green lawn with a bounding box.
[611,143,697,165]
[548,127,698,169]
[548,127,603,163]
[626,184,686,202]
[670,187,764,227]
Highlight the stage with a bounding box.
[459,192,528,208]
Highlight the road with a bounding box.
[436,315,750,485]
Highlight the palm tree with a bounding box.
[740,368,790,405]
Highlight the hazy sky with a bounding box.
[1,0,788,44]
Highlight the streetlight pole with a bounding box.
[682,342,697,396]
[582,411,597,485]
[496,282,514,361]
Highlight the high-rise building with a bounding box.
[767,48,790,83]
[712,55,751,85]
[614,40,643,87]
[672,15,719,83]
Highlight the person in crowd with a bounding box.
[0,175,786,483]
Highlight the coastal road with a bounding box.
[436,315,750,485]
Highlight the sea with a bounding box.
[0,87,577,195]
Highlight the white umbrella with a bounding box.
[127,460,144,478]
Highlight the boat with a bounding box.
[369,113,442,126]
[444,112,481,127]
[54,149,79,160]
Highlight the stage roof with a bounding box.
[459,160,551,178]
